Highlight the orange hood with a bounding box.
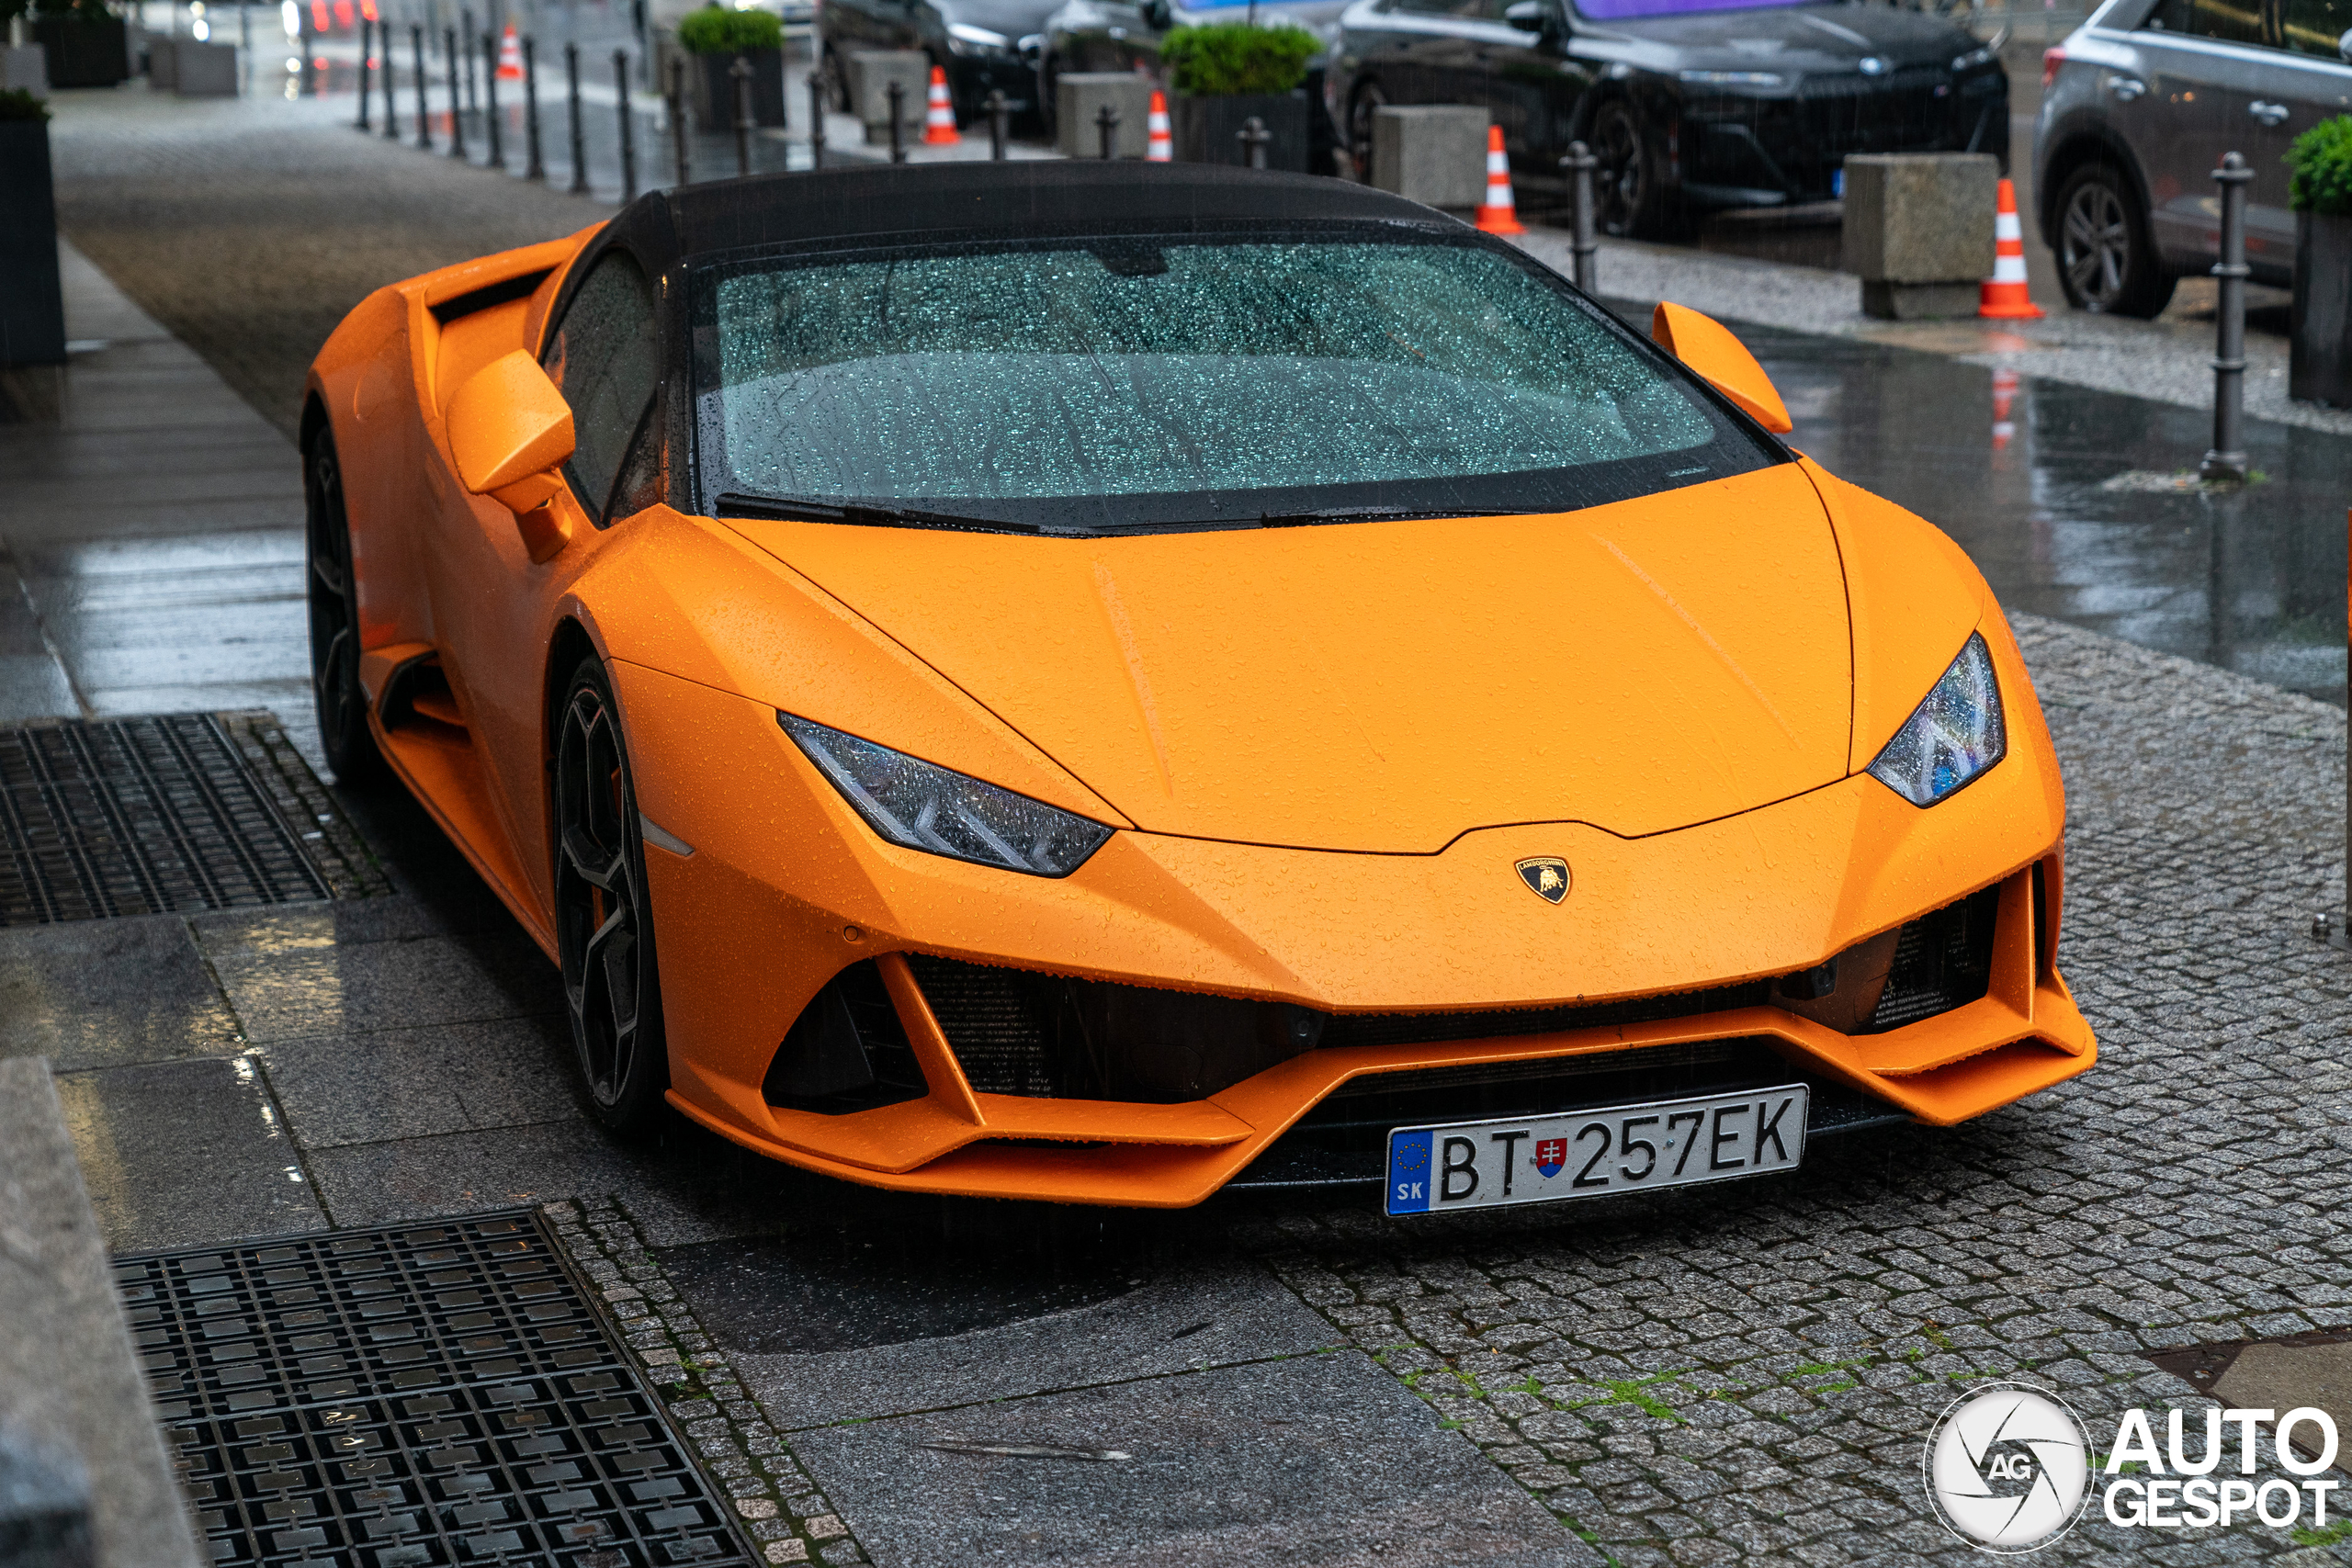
[729,463,1853,852]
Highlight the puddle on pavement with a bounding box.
[1611,301,2351,706]
[656,1226,1143,1355]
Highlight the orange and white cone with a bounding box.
[494,21,523,81]
[1474,125,1523,236]
[1146,88,1172,162]
[922,65,959,144]
[1980,177,2043,320]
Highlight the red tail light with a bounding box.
[2041,47,2066,88]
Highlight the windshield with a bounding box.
[690,229,1780,534]
[1576,0,1808,18]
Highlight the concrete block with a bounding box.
[0,1058,203,1568]
[1,43,49,96]
[1860,279,1983,320]
[845,49,927,141]
[1055,72,1151,160]
[1369,104,1487,209]
[171,38,236,96]
[142,29,174,88]
[1841,152,1997,320]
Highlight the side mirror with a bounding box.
[1651,300,1792,434]
[1503,0,1546,30]
[450,349,576,510]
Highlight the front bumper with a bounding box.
[1679,64,2009,206]
[615,630,2092,1209]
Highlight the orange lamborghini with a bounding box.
[303,163,2093,1215]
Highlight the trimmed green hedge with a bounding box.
[1158,22,1317,96]
[0,87,50,120]
[676,5,783,54]
[2290,115,2352,218]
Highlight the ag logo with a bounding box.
[1924,1382,2090,1554]
[1515,857,1571,904]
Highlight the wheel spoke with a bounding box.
[561,824,627,890]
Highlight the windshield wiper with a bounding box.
[712,492,1054,535]
[1254,505,1487,527]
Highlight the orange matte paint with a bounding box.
[303,231,2097,1208]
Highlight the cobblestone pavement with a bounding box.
[1187,614,2352,1566]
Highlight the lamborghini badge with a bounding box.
[1515,857,1571,904]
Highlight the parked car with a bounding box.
[1329,0,2007,235]
[2034,0,2352,316]
[820,0,1059,121]
[1038,0,1351,162]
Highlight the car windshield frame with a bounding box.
[684,219,1788,536]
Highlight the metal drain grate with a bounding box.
[115,1211,752,1568]
[0,715,333,924]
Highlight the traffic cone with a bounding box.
[1990,366,2018,451]
[1979,178,2044,320]
[494,21,522,81]
[922,66,959,144]
[1146,89,1171,163]
[1474,126,1523,236]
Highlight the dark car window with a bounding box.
[1385,0,1510,18]
[2278,0,2352,56]
[2143,0,2270,46]
[541,250,661,518]
[690,229,1782,534]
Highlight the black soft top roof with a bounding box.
[608,161,1461,266]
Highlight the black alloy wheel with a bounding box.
[1347,80,1388,184]
[554,656,670,1134]
[1589,97,1666,239]
[2053,163,2176,319]
[304,430,383,786]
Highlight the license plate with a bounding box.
[1384,1084,1809,1217]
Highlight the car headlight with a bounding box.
[947,21,1011,51]
[1678,69,1785,86]
[1865,632,2007,806]
[780,713,1113,876]
[1951,41,1999,70]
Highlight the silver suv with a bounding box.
[2033,0,2352,315]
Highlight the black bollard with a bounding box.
[523,36,546,177]
[461,9,478,116]
[565,40,587,193]
[986,87,1006,161]
[1238,114,1269,169]
[887,79,906,163]
[1561,140,1598,293]
[807,72,825,169]
[481,30,502,168]
[730,55,752,177]
[1095,102,1118,160]
[356,17,370,130]
[385,17,401,139]
[412,24,431,148]
[2200,151,2253,482]
[669,54,690,186]
[615,49,637,200]
[446,28,467,157]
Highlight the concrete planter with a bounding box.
[171,38,238,96]
[2,42,49,95]
[1171,92,1306,173]
[34,14,127,87]
[1056,72,1152,159]
[846,49,928,143]
[1370,104,1485,209]
[0,118,66,367]
[1841,152,1998,321]
[691,48,785,132]
[2290,211,2352,409]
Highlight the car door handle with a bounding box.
[2107,74,2144,100]
[2249,98,2290,125]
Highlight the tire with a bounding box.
[1590,96,1671,240]
[819,42,850,114]
[303,428,383,787]
[554,656,671,1135]
[1346,80,1387,184]
[2052,162,2176,319]
[1036,53,1059,141]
